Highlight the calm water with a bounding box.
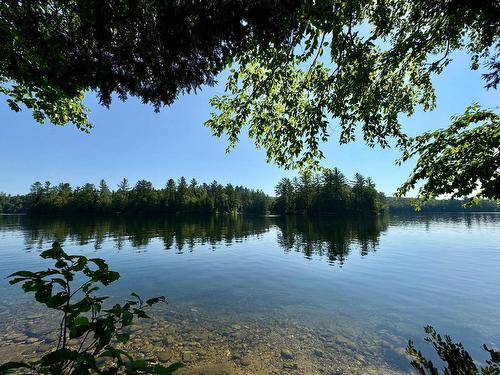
[0,213,499,374]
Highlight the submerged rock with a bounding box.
[157,350,173,362]
[280,349,294,360]
[240,356,252,366]
[313,349,324,357]
[162,335,176,346]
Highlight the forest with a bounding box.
[0,178,268,215]
[272,169,387,215]
[387,197,498,213]
[2,172,497,216]
[0,170,388,216]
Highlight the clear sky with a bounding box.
[0,50,497,196]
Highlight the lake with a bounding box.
[0,213,498,374]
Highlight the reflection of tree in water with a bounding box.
[2,213,494,262]
[274,215,389,265]
[0,215,271,252]
[388,213,498,232]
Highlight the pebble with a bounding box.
[283,363,298,370]
[157,350,173,362]
[313,349,324,357]
[0,306,405,374]
[182,351,194,362]
[281,349,294,360]
[240,356,252,366]
[162,335,175,345]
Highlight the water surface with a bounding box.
[0,213,498,374]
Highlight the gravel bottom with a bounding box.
[0,302,411,374]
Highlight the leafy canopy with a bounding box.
[0,0,301,129]
[397,105,500,203]
[206,0,499,171]
[1,0,499,201]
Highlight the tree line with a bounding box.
[271,169,387,215]
[3,173,496,216]
[0,178,269,215]
[387,197,498,213]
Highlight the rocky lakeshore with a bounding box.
[0,301,409,374]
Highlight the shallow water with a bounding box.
[0,213,499,374]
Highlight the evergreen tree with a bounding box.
[98,180,112,212]
[272,169,387,215]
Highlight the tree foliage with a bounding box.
[0,0,300,128]
[206,0,499,170]
[387,197,498,213]
[1,1,499,201]
[0,177,269,215]
[0,192,25,213]
[0,242,182,375]
[396,105,500,203]
[272,169,386,215]
[0,82,91,131]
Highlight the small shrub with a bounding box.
[0,241,182,374]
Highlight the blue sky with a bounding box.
[0,50,497,196]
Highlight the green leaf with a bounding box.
[69,324,89,339]
[47,292,67,308]
[133,309,150,319]
[34,284,53,304]
[82,284,99,294]
[121,310,134,326]
[21,280,37,292]
[8,277,30,285]
[55,259,67,268]
[40,245,66,260]
[40,348,77,366]
[130,292,142,303]
[146,296,166,306]
[131,359,147,370]
[74,316,90,326]
[0,361,31,372]
[70,298,92,313]
[116,333,130,343]
[90,258,108,270]
[95,270,120,285]
[99,347,133,362]
[153,362,184,375]
[7,271,34,278]
[71,257,88,272]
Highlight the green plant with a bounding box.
[407,325,500,375]
[396,105,500,205]
[0,241,182,374]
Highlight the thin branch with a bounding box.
[56,313,65,350]
[308,33,326,74]
[426,39,451,68]
[62,279,70,349]
[69,280,91,299]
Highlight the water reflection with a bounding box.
[0,213,498,374]
[0,214,391,265]
[274,215,388,265]
[388,212,498,229]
